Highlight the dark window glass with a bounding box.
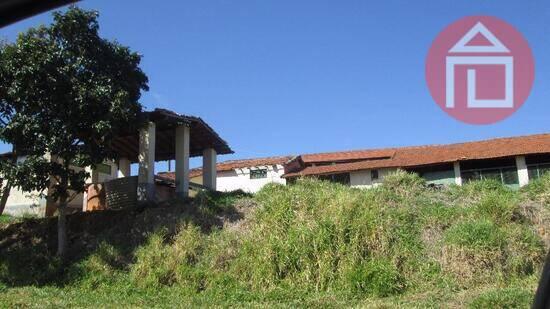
[371,170,379,180]
[463,166,519,187]
[481,169,501,182]
[332,173,350,185]
[539,164,550,177]
[250,169,267,179]
[528,165,539,180]
[502,167,519,185]
[462,170,481,183]
[318,173,350,185]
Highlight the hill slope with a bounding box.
[1,171,550,307]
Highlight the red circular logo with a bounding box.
[426,16,534,124]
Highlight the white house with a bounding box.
[157,156,291,194]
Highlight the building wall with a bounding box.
[214,164,286,193]
[3,155,46,217]
[350,168,396,188]
[350,167,456,188]
[4,156,118,217]
[4,187,46,217]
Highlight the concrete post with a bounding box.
[82,166,99,211]
[138,122,156,201]
[453,161,462,186]
[516,156,529,187]
[175,124,190,198]
[202,148,217,190]
[118,157,131,178]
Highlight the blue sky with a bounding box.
[1,0,549,170]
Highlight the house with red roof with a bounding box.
[157,155,292,194]
[282,133,550,189]
[157,133,550,193]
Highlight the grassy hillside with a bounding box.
[1,171,550,308]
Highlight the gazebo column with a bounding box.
[118,157,131,178]
[175,124,190,198]
[203,148,217,190]
[137,122,156,201]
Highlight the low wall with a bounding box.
[85,177,176,211]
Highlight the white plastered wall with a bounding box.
[349,168,396,188]
[4,156,46,217]
[216,164,286,193]
[4,156,119,217]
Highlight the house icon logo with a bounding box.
[426,16,534,125]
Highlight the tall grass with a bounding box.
[116,172,546,302]
[0,170,548,307]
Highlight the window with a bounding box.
[371,169,379,181]
[461,166,519,187]
[318,173,350,185]
[250,169,267,179]
[462,170,481,183]
[502,167,519,185]
[96,163,112,175]
[528,163,550,180]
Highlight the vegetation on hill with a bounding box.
[1,171,549,307]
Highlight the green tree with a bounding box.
[0,7,148,258]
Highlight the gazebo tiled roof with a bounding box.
[111,108,233,163]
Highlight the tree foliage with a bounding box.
[0,7,149,255]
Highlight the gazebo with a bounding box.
[86,108,233,207]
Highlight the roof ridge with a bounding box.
[300,132,550,157]
[219,155,292,164]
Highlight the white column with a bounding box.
[453,161,462,186]
[138,122,156,201]
[516,156,529,187]
[82,166,99,211]
[202,148,217,190]
[175,124,190,198]
[118,157,131,178]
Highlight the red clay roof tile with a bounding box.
[283,133,550,178]
[156,155,292,181]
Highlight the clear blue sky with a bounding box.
[1,1,549,170]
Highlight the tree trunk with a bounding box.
[0,182,11,216]
[0,147,17,216]
[57,196,68,259]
